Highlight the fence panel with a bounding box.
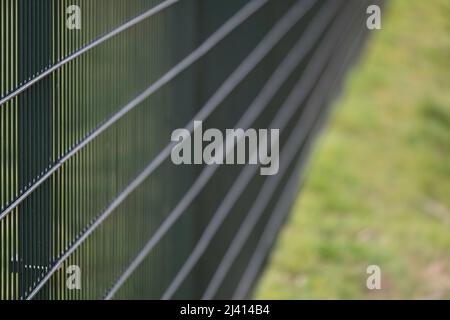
[0,0,376,300]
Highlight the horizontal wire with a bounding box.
[161,0,348,300]
[0,0,180,108]
[201,0,362,300]
[232,22,368,301]
[104,0,326,300]
[1,0,272,223]
[26,0,312,300]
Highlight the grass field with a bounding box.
[256,0,450,299]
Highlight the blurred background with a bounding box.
[257,0,450,299]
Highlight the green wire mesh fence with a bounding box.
[0,0,375,300]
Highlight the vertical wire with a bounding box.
[1,0,5,300]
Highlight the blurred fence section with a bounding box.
[0,0,374,300]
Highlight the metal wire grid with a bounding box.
[0,0,374,300]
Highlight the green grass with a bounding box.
[256,0,450,299]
